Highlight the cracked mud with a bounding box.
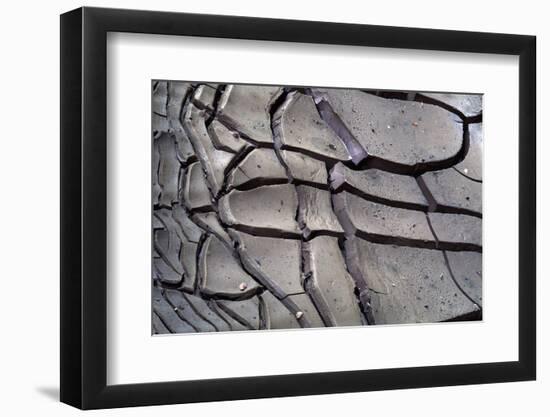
[151,81,483,334]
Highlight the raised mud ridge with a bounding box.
[152,82,483,334]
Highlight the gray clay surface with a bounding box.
[151,82,482,333]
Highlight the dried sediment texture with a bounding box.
[273,91,352,163]
[428,212,482,251]
[421,168,482,216]
[152,81,483,334]
[297,186,344,238]
[208,119,249,154]
[198,234,261,299]
[183,104,234,196]
[280,150,328,186]
[303,236,363,326]
[418,92,483,119]
[330,163,428,210]
[182,162,212,212]
[314,88,464,170]
[227,148,287,190]
[192,84,217,111]
[219,184,301,237]
[333,192,435,245]
[229,230,304,298]
[344,241,480,324]
[217,84,283,144]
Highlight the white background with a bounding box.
[0,0,547,415]
[108,33,518,384]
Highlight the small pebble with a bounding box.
[295,311,304,319]
[464,168,469,174]
[239,282,248,291]
[412,121,419,127]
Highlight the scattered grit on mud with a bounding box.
[151,82,483,334]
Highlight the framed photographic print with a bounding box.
[60,6,536,409]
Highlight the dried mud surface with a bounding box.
[151,82,482,334]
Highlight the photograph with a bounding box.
[151,82,483,333]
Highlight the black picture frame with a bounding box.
[60,6,536,410]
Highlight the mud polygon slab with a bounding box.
[182,162,213,211]
[217,84,282,144]
[333,192,434,245]
[347,241,479,324]
[198,234,260,299]
[229,230,303,297]
[219,184,301,237]
[274,91,350,162]
[208,119,249,153]
[281,150,328,186]
[261,291,301,329]
[421,168,482,215]
[319,89,463,168]
[227,148,287,190]
[191,212,232,247]
[286,293,325,328]
[428,212,482,250]
[156,132,180,206]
